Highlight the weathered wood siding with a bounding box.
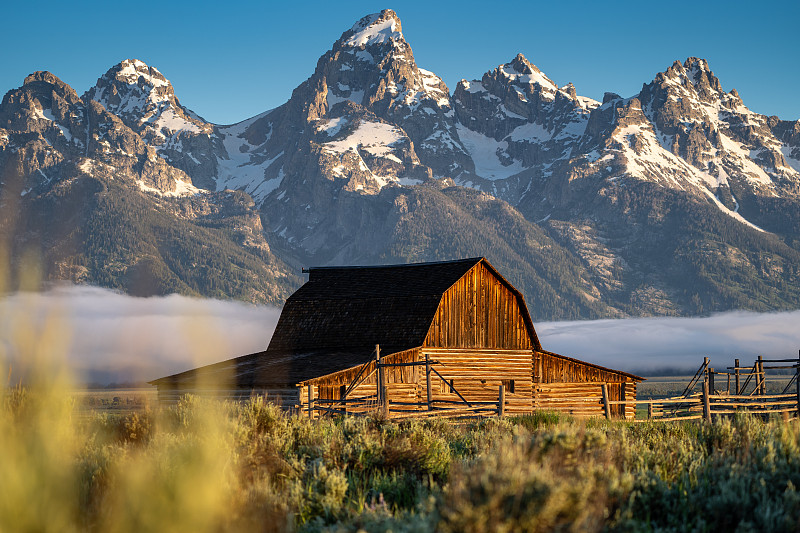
[421,348,533,413]
[425,262,533,350]
[532,351,639,419]
[534,382,637,420]
[300,347,533,415]
[534,351,632,384]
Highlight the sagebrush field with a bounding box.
[2,379,800,532]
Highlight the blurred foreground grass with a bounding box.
[2,384,800,532]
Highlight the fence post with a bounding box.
[425,354,432,411]
[709,368,715,394]
[377,344,388,418]
[307,384,313,419]
[702,379,711,423]
[647,403,653,420]
[796,350,800,417]
[735,358,740,395]
[601,383,611,420]
[498,384,505,417]
[758,356,765,395]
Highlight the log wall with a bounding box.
[300,347,533,415]
[534,351,634,384]
[421,348,533,414]
[534,381,637,420]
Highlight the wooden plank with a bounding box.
[633,415,704,423]
[709,401,799,408]
[711,407,798,415]
[708,393,796,400]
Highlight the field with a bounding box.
[3,380,800,533]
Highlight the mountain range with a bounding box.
[2,9,799,319]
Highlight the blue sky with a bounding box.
[2,0,798,125]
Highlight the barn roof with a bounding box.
[267,257,501,353]
[150,257,540,387]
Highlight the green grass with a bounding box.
[3,385,800,532]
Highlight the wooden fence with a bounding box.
[298,351,800,422]
[303,390,507,420]
[615,354,800,422]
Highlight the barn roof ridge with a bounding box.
[306,257,484,272]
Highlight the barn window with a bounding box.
[503,379,515,393]
[339,385,347,399]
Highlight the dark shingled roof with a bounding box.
[151,258,492,387]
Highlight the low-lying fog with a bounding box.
[1,285,799,385]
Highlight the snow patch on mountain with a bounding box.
[456,123,524,180]
[316,116,349,137]
[780,146,800,173]
[324,120,404,158]
[509,122,552,143]
[136,177,203,197]
[215,111,283,202]
[154,107,201,134]
[702,188,766,232]
[499,61,557,96]
[117,59,170,89]
[327,89,365,108]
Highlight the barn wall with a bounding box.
[534,351,633,384]
[533,382,637,419]
[300,347,534,415]
[420,348,533,414]
[424,263,533,350]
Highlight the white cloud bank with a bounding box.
[538,311,800,375]
[1,284,799,384]
[0,285,281,385]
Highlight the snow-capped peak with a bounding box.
[344,9,403,48]
[85,59,205,139]
[88,58,176,117]
[112,59,171,89]
[499,53,558,92]
[658,57,724,98]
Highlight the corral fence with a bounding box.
[616,354,800,422]
[300,347,800,422]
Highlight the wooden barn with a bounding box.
[150,258,643,419]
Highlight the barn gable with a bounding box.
[424,260,541,351]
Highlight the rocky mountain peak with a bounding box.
[16,71,81,106]
[684,57,723,95]
[508,53,535,74]
[87,59,174,114]
[497,54,557,92]
[23,71,72,90]
[653,57,724,101]
[0,71,84,141]
[342,9,403,49]
[84,58,207,143]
